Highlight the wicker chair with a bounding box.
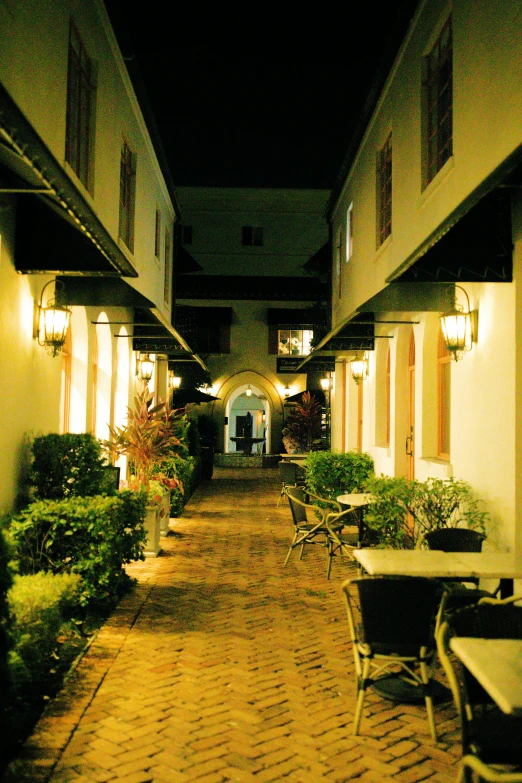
[437,601,522,782]
[417,528,499,620]
[342,575,444,742]
[284,486,356,577]
[277,460,305,506]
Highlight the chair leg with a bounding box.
[284,533,299,566]
[420,660,438,742]
[326,539,334,579]
[277,486,285,506]
[353,658,370,734]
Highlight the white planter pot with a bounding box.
[159,490,171,536]
[144,503,161,556]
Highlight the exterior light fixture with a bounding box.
[137,353,154,382]
[168,370,181,390]
[262,411,266,422]
[283,385,291,399]
[440,285,477,361]
[320,376,331,391]
[246,384,252,397]
[36,280,72,357]
[350,353,368,385]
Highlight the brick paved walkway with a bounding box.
[5,468,461,783]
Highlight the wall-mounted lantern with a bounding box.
[320,376,331,391]
[246,384,252,397]
[440,285,477,361]
[36,280,71,357]
[350,353,368,384]
[168,369,182,390]
[136,353,154,382]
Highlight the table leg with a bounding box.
[499,578,514,599]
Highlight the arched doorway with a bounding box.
[226,383,268,454]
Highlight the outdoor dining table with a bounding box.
[352,549,522,599]
[450,637,522,715]
[336,493,372,547]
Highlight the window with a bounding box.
[65,20,96,191]
[438,327,451,458]
[119,138,136,252]
[175,307,231,354]
[334,225,343,299]
[154,208,161,261]
[242,226,263,246]
[346,203,353,261]
[180,225,192,245]
[277,329,313,356]
[164,226,172,305]
[423,16,453,187]
[377,133,392,246]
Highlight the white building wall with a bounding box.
[0,0,178,512]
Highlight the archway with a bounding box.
[217,372,284,455]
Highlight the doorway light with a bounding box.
[36,280,71,357]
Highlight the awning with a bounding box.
[176,244,203,273]
[0,82,137,277]
[388,150,521,284]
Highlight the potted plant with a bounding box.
[104,389,184,555]
[282,392,323,454]
[362,475,490,549]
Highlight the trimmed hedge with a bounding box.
[30,433,113,500]
[9,491,147,611]
[305,451,375,501]
[7,571,81,691]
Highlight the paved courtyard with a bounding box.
[5,467,461,783]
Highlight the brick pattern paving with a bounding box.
[5,468,462,783]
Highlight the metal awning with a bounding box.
[388,148,522,284]
[0,83,137,277]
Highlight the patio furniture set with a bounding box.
[277,461,522,781]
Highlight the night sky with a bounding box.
[105,4,419,190]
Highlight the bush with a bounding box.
[9,491,147,611]
[7,571,81,691]
[363,475,490,549]
[305,451,375,501]
[30,433,113,500]
[0,528,13,748]
[4,571,84,767]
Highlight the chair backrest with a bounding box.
[442,602,522,706]
[424,527,485,553]
[286,485,308,526]
[350,576,442,650]
[279,461,298,485]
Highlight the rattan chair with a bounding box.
[342,575,444,742]
[284,486,355,576]
[417,528,499,618]
[277,460,305,506]
[436,602,522,782]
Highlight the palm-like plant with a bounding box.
[282,391,323,453]
[105,390,184,494]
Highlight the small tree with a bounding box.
[105,390,184,494]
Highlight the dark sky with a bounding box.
[106,5,419,190]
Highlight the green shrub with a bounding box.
[0,528,14,744]
[363,475,490,549]
[7,571,81,691]
[9,491,147,610]
[305,451,375,501]
[30,433,112,500]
